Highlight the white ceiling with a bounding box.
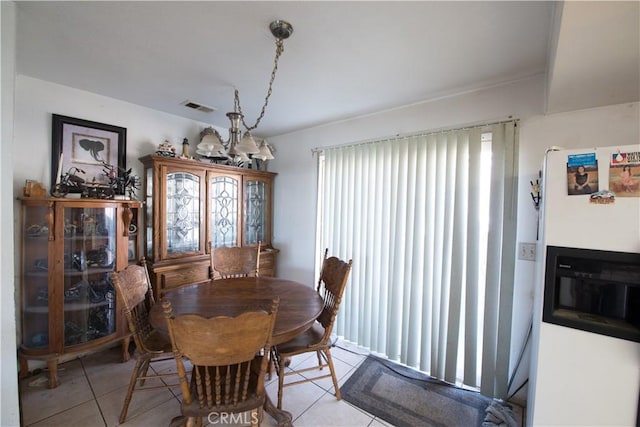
[14,1,639,138]
[546,1,639,114]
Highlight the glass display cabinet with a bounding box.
[19,197,141,388]
[139,155,278,297]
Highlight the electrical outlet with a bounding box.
[518,242,536,261]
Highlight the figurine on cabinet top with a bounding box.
[156,140,177,157]
[181,138,191,159]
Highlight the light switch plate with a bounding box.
[518,242,536,261]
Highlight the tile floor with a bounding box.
[19,340,524,427]
[19,340,385,427]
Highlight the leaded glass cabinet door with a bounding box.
[144,166,154,259]
[164,169,203,256]
[244,177,271,246]
[209,172,242,248]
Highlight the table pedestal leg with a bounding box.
[264,395,292,427]
[167,398,291,427]
[169,416,185,427]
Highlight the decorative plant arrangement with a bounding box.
[101,162,141,199]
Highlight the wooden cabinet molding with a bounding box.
[139,155,278,297]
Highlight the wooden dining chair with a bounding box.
[270,248,352,409]
[209,241,261,279]
[110,258,179,423]
[162,297,279,427]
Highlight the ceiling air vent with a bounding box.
[181,100,216,114]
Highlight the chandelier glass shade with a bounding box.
[254,140,275,160]
[236,132,260,155]
[196,19,292,165]
[196,132,225,158]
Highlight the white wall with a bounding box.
[522,105,639,426]
[6,54,638,421]
[269,74,545,400]
[13,75,226,313]
[269,75,546,284]
[10,76,225,397]
[515,101,640,405]
[12,75,226,303]
[268,74,639,405]
[13,75,226,195]
[1,2,20,425]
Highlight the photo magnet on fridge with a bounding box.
[566,153,598,196]
[610,151,640,197]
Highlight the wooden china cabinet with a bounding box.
[18,197,142,388]
[139,155,278,297]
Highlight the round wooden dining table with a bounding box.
[149,276,323,427]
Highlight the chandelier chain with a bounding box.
[235,39,285,132]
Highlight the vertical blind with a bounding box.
[318,121,518,398]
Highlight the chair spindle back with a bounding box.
[162,298,278,411]
[111,259,156,353]
[316,248,352,341]
[209,242,261,279]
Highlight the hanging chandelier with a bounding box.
[197,19,292,165]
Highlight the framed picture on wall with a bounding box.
[51,114,127,192]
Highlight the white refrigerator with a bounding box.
[528,144,640,426]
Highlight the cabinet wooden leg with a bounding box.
[121,336,131,362]
[19,357,29,379]
[46,358,60,388]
